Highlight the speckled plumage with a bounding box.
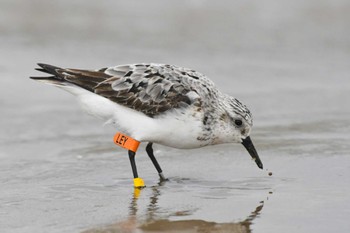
[31,63,253,147]
[33,63,251,119]
[31,62,263,171]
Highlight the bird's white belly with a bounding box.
[61,85,205,149]
[147,113,205,149]
[78,93,117,120]
[114,106,205,149]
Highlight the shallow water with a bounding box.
[1,0,350,232]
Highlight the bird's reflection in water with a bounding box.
[83,179,265,233]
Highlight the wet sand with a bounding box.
[1,0,350,232]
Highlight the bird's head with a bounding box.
[225,97,263,169]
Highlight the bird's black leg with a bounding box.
[128,150,138,178]
[128,150,145,188]
[146,143,167,181]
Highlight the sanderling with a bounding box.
[31,63,263,187]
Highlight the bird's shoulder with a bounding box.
[93,63,215,117]
[101,63,215,91]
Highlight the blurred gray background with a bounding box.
[1,0,350,233]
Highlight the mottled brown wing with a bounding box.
[55,64,202,117]
[56,67,111,92]
[94,64,198,117]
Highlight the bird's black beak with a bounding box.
[241,136,263,169]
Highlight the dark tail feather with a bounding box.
[36,63,63,77]
[30,63,65,85]
[30,75,56,80]
[34,68,53,75]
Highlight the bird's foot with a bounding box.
[158,173,169,182]
[133,177,146,188]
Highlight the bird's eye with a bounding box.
[235,119,243,126]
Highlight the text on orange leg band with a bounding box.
[113,132,140,152]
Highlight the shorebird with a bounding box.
[31,63,263,187]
